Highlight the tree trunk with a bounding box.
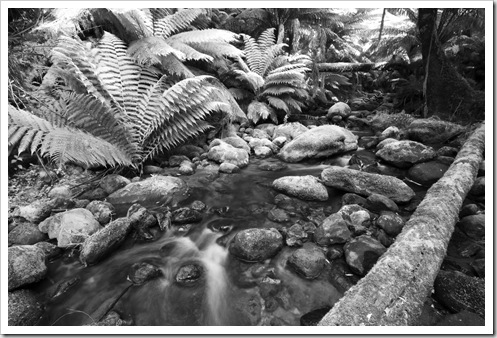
[290,18,300,54]
[418,8,484,122]
[319,123,485,326]
[317,62,386,73]
[378,9,386,42]
[276,22,285,44]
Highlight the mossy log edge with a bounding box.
[319,123,485,326]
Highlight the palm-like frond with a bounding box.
[247,101,278,124]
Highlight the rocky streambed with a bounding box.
[8,110,485,326]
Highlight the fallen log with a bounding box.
[319,123,485,326]
[317,62,387,73]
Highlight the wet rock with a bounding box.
[74,199,90,209]
[376,137,398,150]
[366,193,399,213]
[79,217,132,266]
[436,310,485,326]
[171,144,204,159]
[344,235,386,276]
[86,200,115,225]
[48,185,72,199]
[249,138,278,152]
[327,102,351,120]
[328,260,360,293]
[321,166,415,203]
[86,311,132,326]
[229,228,283,262]
[274,194,308,214]
[8,245,47,291]
[255,123,277,138]
[233,291,262,325]
[437,146,459,157]
[376,140,436,168]
[106,176,188,208]
[285,223,308,247]
[34,241,62,260]
[342,193,368,208]
[80,187,108,201]
[272,122,308,141]
[358,136,379,149]
[326,245,343,260]
[471,258,485,278]
[128,262,162,285]
[272,136,287,147]
[407,161,449,186]
[16,198,59,223]
[8,289,43,325]
[279,125,358,163]
[457,214,485,240]
[287,244,326,279]
[272,175,328,202]
[434,270,484,318]
[175,263,204,286]
[8,222,48,246]
[301,306,332,326]
[169,155,190,167]
[100,174,130,195]
[128,204,158,229]
[407,118,465,144]
[38,208,102,248]
[219,162,240,174]
[314,213,352,246]
[436,156,455,166]
[374,228,394,248]
[348,150,378,168]
[208,139,250,168]
[379,126,400,140]
[267,208,291,223]
[369,112,414,133]
[469,176,485,197]
[258,160,288,171]
[251,129,270,140]
[172,207,202,224]
[341,206,371,235]
[254,146,273,158]
[222,135,251,152]
[143,165,162,174]
[457,242,483,258]
[178,160,196,175]
[190,200,206,211]
[376,211,405,237]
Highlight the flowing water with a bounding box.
[36,149,423,326]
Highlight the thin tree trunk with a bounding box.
[290,18,300,54]
[317,62,386,73]
[319,123,485,326]
[378,8,386,42]
[277,22,285,44]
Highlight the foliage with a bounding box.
[9,32,236,169]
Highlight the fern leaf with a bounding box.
[128,36,186,66]
[247,101,274,124]
[160,54,194,78]
[166,40,213,62]
[155,8,203,38]
[257,28,277,53]
[188,42,243,60]
[241,33,263,76]
[266,96,289,113]
[261,85,296,96]
[260,43,286,76]
[167,28,239,44]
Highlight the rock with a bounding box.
[327,102,351,120]
[251,129,270,140]
[255,123,277,138]
[222,136,251,152]
[171,144,204,159]
[321,166,415,203]
[376,211,405,237]
[34,242,62,260]
[8,245,47,291]
[379,126,400,140]
[258,160,288,171]
[86,200,115,225]
[46,276,80,300]
[219,162,240,174]
[38,208,102,248]
[178,160,196,175]
[287,244,326,279]
[143,165,162,174]
[366,193,399,213]
[86,311,131,326]
[407,119,465,144]
[253,146,272,158]
[434,270,484,318]
[249,138,277,152]
[190,200,206,212]
[100,174,130,194]
[80,218,132,266]
[272,136,287,147]
[48,185,72,199]
[175,263,204,286]
[375,228,394,248]
[128,262,162,285]
[344,235,386,276]
[376,137,398,150]
[172,207,202,224]
[16,198,59,223]
[407,161,450,186]
[358,136,379,149]
[376,140,436,168]
[272,122,308,141]
[459,204,481,218]
[79,187,108,201]
[348,150,378,168]
[313,213,352,246]
[208,140,250,168]
[106,176,188,208]
[74,199,90,209]
[127,204,158,230]
[267,208,291,223]
[457,214,485,239]
[437,146,459,157]
[469,176,485,197]
[272,175,328,202]
[300,307,332,326]
[328,260,360,293]
[369,112,415,133]
[229,228,283,262]
[436,156,455,166]
[8,289,43,325]
[8,222,48,246]
[285,223,308,247]
[436,310,485,326]
[326,246,343,260]
[279,125,358,162]
[342,193,368,208]
[169,155,190,167]
[471,258,485,278]
[478,160,485,177]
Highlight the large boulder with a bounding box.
[407,119,465,144]
[38,208,102,248]
[208,139,250,168]
[327,102,351,120]
[344,235,386,276]
[272,175,328,201]
[221,136,251,153]
[287,244,326,279]
[229,228,283,262]
[314,213,352,246]
[407,161,450,186]
[8,222,48,246]
[80,218,133,266]
[272,122,309,141]
[86,200,115,225]
[15,198,60,223]
[376,140,436,168]
[106,176,189,208]
[8,289,44,325]
[8,245,47,291]
[279,125,358,162]
[321,166,415,203]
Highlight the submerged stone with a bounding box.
[229,228,283,262]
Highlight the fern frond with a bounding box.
[205,78,248,124]
[247,101,277,124]
[155,8,204,38]
[128,36,186,66]
[265,70,305,84]
[257,28,277,52]
[261,85,296,96]
[260,43,287,76]
[188,42,244,60]
[268,62,311,76]
[166,40,213,61]
[266,96,289,113]
[160,54,195,78]
[229,88,253,101]
[241,33,263,76]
